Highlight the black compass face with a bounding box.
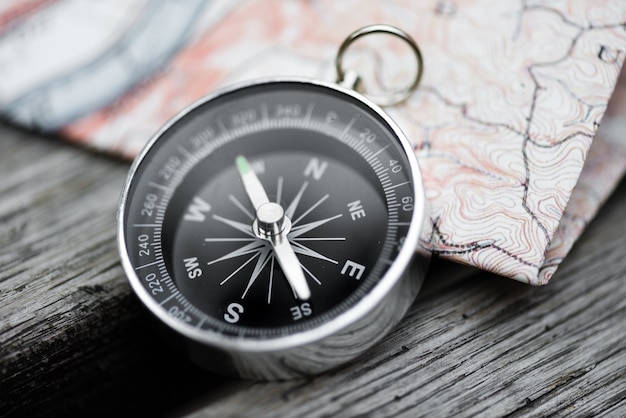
[121,81,418,338]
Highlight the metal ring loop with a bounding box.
[335,24,423,107]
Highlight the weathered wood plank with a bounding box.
[0,123,625,417]
[0,125,230,417]
[182,173,626,414]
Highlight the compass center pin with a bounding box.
[256,202,286,236]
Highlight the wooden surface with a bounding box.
[0,122,625,417]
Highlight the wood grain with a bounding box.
[0,123,624,417]
[0,125,227,417]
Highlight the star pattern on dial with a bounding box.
[204,177,345,303]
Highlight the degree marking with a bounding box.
[148,182,172,192]
[341,117,356,138]
[383,180,411,191]
[304,103,315,123]
[159,293,177,306]
[366,145,390,162]
[177,145,193,159]
[135,260,160,270]
[196,317,207,329]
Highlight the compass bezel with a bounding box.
[117,77,430,379]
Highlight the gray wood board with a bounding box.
[0,124,624,417]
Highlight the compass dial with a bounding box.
[118,79,428,378]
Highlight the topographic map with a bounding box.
[1,0,625,284]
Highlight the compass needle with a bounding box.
[276,176,283,205]
[235,155,311,300]
[236,155,270,209]
[273,238,311,300]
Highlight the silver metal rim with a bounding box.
[117,76,427,354]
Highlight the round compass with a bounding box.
[118,75,429,379]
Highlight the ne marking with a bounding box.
[133,224,160,227]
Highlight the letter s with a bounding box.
[224,303,244,324]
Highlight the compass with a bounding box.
[118,25,430,380]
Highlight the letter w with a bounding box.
[184,197,211,222]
